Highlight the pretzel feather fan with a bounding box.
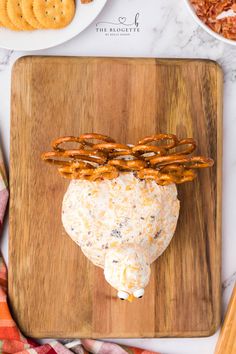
[41,133,214,185]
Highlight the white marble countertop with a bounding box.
[0,0,236,353]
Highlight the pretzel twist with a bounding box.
[58,162,94,174]
[52,136,85,152]
[137,134,179,149]
[93,143,131,153]
[168,138,197,156]
[108,159,147,171]
[42,133,214,185]
[41,149,107,166]
[137,168,197,186]
[53,133,116,151]
[132,145,167,160]
[59,165,118,181]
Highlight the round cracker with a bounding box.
[33,0,75,29]
[7,0,34,30]
[21,0,43,28]
[0,0,19,30]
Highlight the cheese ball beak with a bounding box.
[127,294,134,302]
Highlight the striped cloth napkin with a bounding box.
[0,144,160,354]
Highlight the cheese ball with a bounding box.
[62,172,180,294]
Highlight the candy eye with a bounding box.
[117,291,129,300]
[133,289,145,298]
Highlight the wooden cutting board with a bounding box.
[215,285,236,354]
[9,56,222,338]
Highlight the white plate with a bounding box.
[184,0,236,46]
[0,0,107,51]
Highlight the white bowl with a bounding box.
[184,0,236,46]
[0,0,108,51]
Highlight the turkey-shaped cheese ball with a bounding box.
[42,133,214,301]
[62,173,180,301]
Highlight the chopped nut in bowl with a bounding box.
[184,0,236,45]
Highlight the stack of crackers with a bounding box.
[0,0,93,31]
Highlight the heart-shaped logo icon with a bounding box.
[118,17,127,24]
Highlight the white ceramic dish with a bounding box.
[184,0,236,46]
[0,0,107,51]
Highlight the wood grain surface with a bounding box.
[214,285,236,354]
[9,57,222,338]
